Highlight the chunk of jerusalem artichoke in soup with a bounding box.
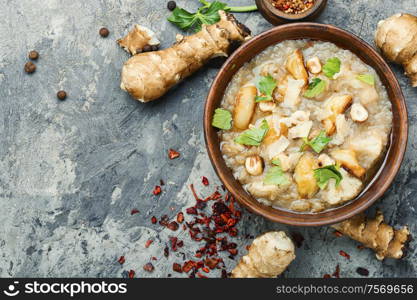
[294,153,319,199]
[330,149,366,178]
[285,49,308,85]
[233,85,257,130]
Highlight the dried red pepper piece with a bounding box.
[182,261,195,273]
[143,263,154,272]
[130,209,140,215]
[186,207,197,215]
[128,270,135,278]
[202,176,209,186]
[117,256,125,265]
[339,250,350,259]
[177,212,184,223]
[145,239,153,248]
[151,216,157,224]
[168,149,180,159]
[332,264,340,278]
[323,274,331,278]
[167,221,179,231]
[173,263,183,273]
[333,230,343,237]
[356,267,369,277]
[153,185,162,195]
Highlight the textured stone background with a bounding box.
[0,0,416,278]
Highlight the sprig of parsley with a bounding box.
[234,119,269,146]
[356,74,375,85]
[301,131,331,153]
[255,75,277,102]
[212,108,232,130]
[323,57,341,79]
[303,78,326,98]
[314,165,343,189]
[264,159,289,185]
[168,0,257,32]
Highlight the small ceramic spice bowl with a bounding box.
[256,0,328,25]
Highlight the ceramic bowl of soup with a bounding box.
[203,23,408,226]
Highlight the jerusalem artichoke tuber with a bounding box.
[117,25,160,55]
[375,13,417,87]
[120,11,250,102]
[332,211,410,260]
[231,231,295,278]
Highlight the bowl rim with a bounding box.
[203,23,408,226]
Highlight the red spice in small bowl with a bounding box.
[271,0,315,14]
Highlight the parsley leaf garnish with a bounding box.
[255,75,277,102]
[234,119,269,146]
[301,131,331,153]
[323,57,341,79]
[264,159,288,185]
[356,74,375,85]
[314,165,343,189]
[303,78,326,98]
[168,1,228,32]
[212,108,232,130]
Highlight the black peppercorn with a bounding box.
[57,90,67,100]
[167,1,176,11]
[24,62,36,74]
[99,27,110,37]
[28,50,39,60]
[356,267,369,276]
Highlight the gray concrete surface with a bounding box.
[0,0,416,278]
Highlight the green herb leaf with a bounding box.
[301,131,331,153]
[356,74,375,85]
[271,159,282,166]
[314,165,343,189]
[264,165,288,186]
[323,57,341,79]
[212,108,232,130]
[303,78,326,98]
[167,1,228,32]
[234,119,269,146]
[255,75,277,102]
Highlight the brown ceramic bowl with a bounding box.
[204,23,408,227]
[256,0,327,25]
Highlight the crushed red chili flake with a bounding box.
[182,261,195,273]
[153,185,162,195]
[202,267,210,273]
[128,270,135,278]
[177,240,184,247]
[202,176,209,186]
[167,221,179,231]
[189,184,201,201]
[176,212,184,223]
[130,209,140,215]
[186,207,198,215]
[168,148,180,159]
[323,274,331,279]
[151,216,157,224]
[357,245,365,250]
[145,239,153,248]
[228,249,238,256]
[339,250,350,259]
[356,267,369,277]
[143,263,154,272]
[197,272,207,278]
[117,256,125,264]
[173,263,183,273]
[204,257,220,269]
[164,246,169,257]
[160,179,165,186]
[151,257,157,261]
[332,264,340,278]
[221,270,228,278]
[271,0,315,14]
[333,230,343,237]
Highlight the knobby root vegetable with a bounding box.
[120,11,251,102]
[375,13,417,87]
[117,25,160,55]
[231,231,295,278]
[332,211,410,260]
